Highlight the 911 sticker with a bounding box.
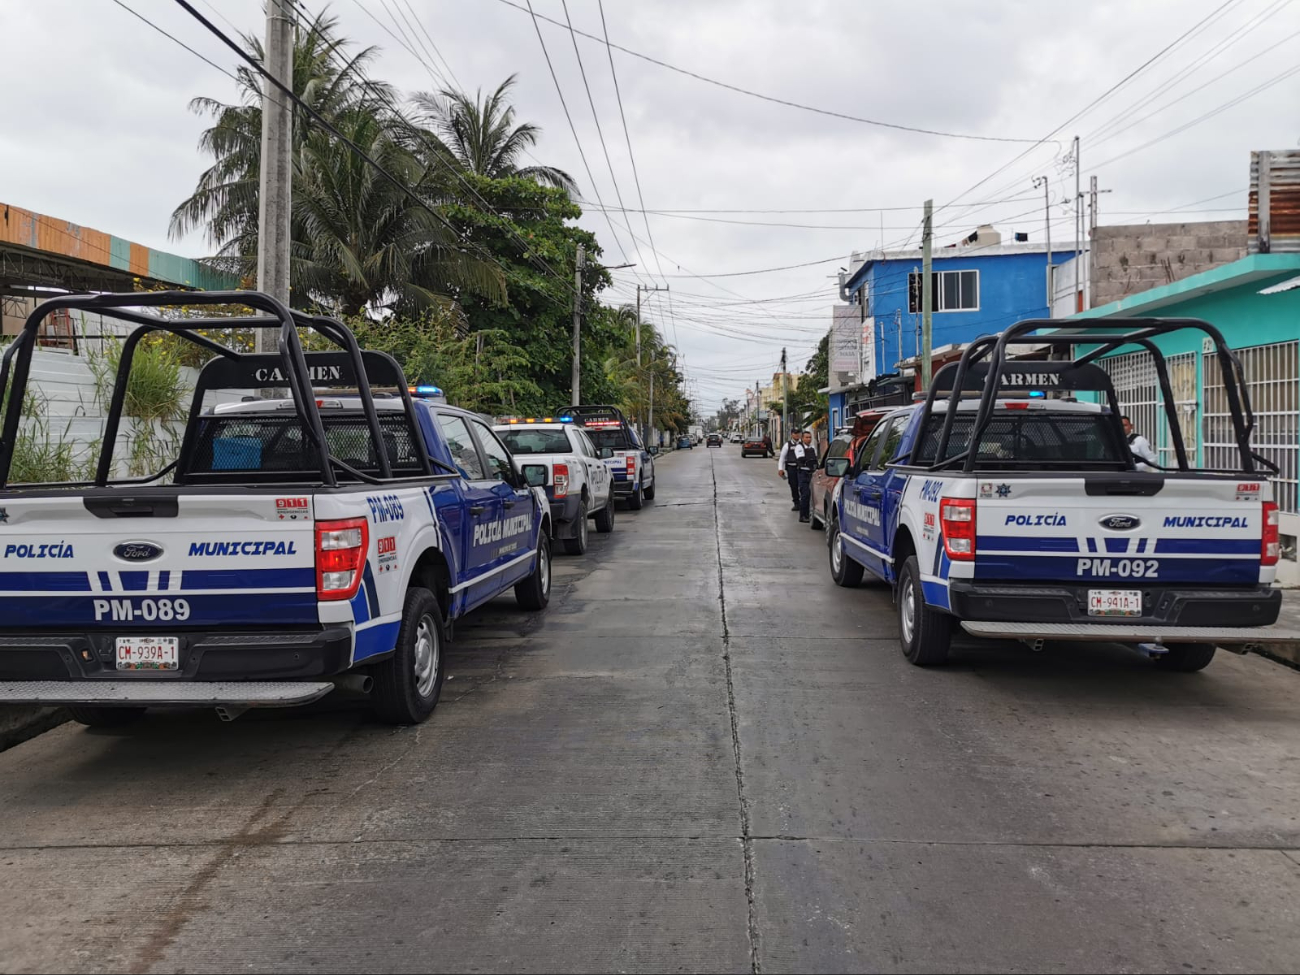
[276,497,310,521]
[377,535,398,573]
[1076,558,1159,579]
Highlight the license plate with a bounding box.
[115,636,179,671]
[1088,589,1143,617]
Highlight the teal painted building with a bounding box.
[1067,254,1300,579]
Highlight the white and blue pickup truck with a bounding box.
[0,291,552,726]
[826,318,1298,671]
[493,419,615,555]
[556,405,657,510]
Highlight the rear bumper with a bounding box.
[0,626,355,684]
[612,478,640,497]
[946,581,1281,628]
[0,679,334,708]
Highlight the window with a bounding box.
[911,412,1127,468]
[470,421,515,481]
[908,270,979,313]
[831,407,839,432]
[855,422,888,469]
[497,428,572,455]
[436,414,487,480]
[875,418,907,470]
[826,437,852,459]
[575,429,598,457]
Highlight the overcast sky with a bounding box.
[3,0,1297,410]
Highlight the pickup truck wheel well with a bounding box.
[892,528,917,586]
[410,549,452,620]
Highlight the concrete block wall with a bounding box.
[1091,221,1248,307]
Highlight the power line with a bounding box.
[494,0,1039,144]
[580,195,1043,215]
[108,0,240,82]
[395,0,463,90]
[377,0,450,90]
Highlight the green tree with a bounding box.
[787,333,830,429]
[412,76,577,193]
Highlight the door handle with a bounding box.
[469,504,487,515]
[503,499,517,508]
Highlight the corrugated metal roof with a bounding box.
[1249,150,1300,255]
[0,202,238,290]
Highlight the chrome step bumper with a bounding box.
[960,622,1300,645]
[0,680,335,707]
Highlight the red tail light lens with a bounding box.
[625,455,636,473]
[940,498,976,561]
[1263,500,1279,566]
[553,463,570,498]
[316,517,369,600]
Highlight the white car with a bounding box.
[495,420,615,555]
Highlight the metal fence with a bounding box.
[1203,340,1299,513]
[1098,351,1159,447]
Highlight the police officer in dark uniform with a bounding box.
[778,431,802,510]
[795,430,818,523]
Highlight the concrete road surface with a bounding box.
[3,445,1300,974]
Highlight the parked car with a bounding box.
[808,408,892,532]
[740,437,768,458]
[730,433,743,443]
[677,435,693,449]
[706,433,723,447]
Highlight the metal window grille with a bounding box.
[1203,340,1299,512]
[1160,352,1198,466]
[1098,352,1159,449]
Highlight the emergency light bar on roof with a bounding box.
[496,417,572,424]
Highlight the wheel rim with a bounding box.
[900,575,916,646]
[412,614,439,698]
[539,544,551,595]
[831,527,843,573]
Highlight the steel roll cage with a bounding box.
[911,317,1272,476]
[0,290,431,488]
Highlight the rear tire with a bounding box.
[829,518,865,587]
[627,483,644,510]
[644,478,656,501]
[594,491,615,533]
[69,706,145,728]
[1154,642,1216,672]
[372,587,444,725]
[897,555,952,666]
[514,535,552,610]
[562,499,589,555]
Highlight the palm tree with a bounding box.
[171,9,503,313]
[412,75,577,193]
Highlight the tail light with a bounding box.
[553,463,570,498]
[940,498,976,561]
[625,455,636,475]
[1263,500,1279,566]
[316,517,369,600]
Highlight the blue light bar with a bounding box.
[410,385,443,397]
[1027,390,1046,398]
[559,416,573,422]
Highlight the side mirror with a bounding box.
[825,457,851,479]
[520,463,548,488]
[599,447,614,459]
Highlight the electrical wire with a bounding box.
[109,0,240,82]
[494,0,1039,143]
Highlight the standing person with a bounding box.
[1121,415,1157,469]
[762,433,773,458]
[778,430,802,510]
[796,430,818,523]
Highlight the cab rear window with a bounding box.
[499,429,572,454]
[911,412,1127,468]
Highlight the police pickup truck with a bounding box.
[494,418,615,555]
[826,318,1298,671]
[0,291,552,726]
[556,405,657,509]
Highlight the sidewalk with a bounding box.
[1263,590,1300,669]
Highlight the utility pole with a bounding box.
[780,347,789,443]
[921,199,933,389]
[635,283,668,438]
[256,0,294,353]
[1034,175,1052,316]
[1073,134,1082,314]
[571,244,584,406]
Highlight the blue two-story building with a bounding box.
[827,226,1076,431]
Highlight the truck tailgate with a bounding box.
[971,476,1266,585]
[0,492,319,628]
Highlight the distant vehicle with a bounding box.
[688,424,704,443]
[730,433,743,443]
[741,437,768,458]
[809,408,892,532]
[494,419,615,555]
[555,405,657,510]
[677,435,693,449]
[706,433,723,447]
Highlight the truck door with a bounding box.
[574,428,610,500]
[469,420,537,591]
[434,413,500,602]
[842,421,890,577]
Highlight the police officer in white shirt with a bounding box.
[1121,415,1158,470]
[777,431,803,511]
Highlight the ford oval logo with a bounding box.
[1100,515,1140,531]
[114,542,163,562]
